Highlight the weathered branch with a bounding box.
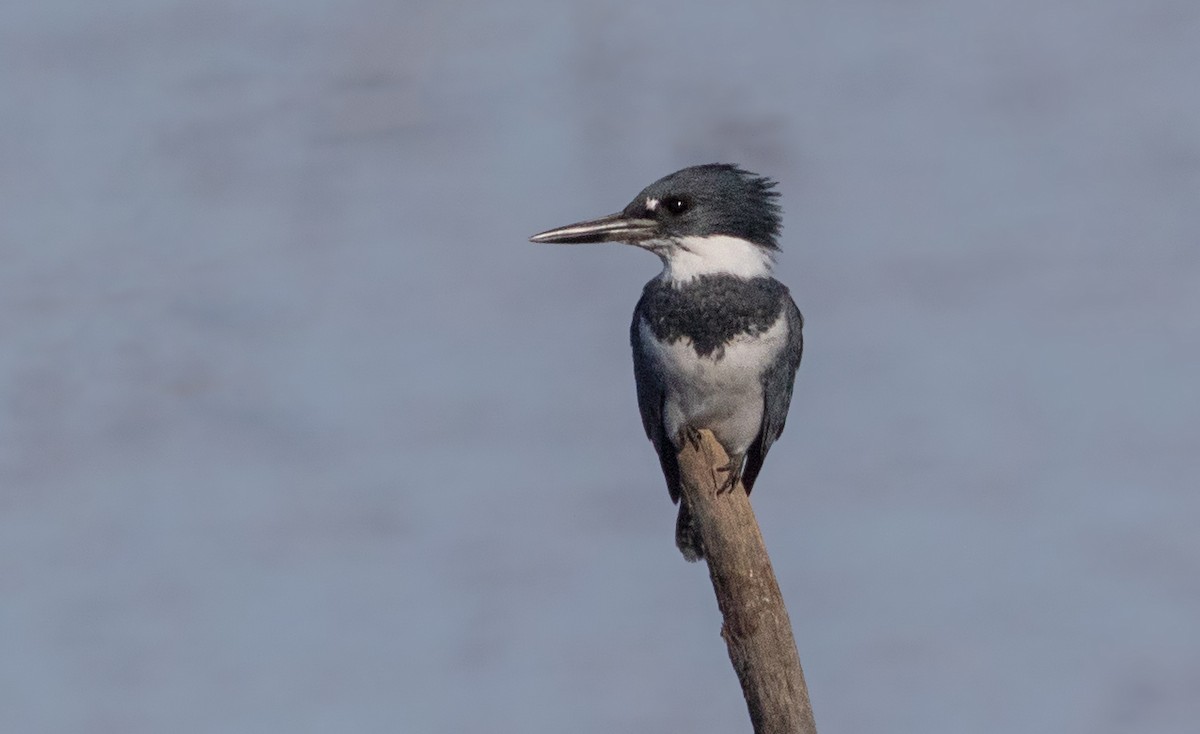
[676,429,817,734]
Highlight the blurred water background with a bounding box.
[2,2,1198,732]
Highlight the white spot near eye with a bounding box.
[645,197,659,211]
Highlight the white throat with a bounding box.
[653,235,774,284]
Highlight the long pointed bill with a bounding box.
[529,212,657,245]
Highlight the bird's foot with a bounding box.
[713,455,744,495]
[679,429,742,494]
[681,426,705,451]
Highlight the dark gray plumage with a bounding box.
[531,164,804,561]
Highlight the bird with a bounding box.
[530,164,803,561]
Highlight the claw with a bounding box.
[677,430,744,494]
[681,426,704,451]
[714,455,744,494]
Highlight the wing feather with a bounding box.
[742,295,803,494]
[630,304,682,503]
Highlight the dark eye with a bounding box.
[665,197,689,215]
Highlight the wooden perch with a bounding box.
[676,429,817,734]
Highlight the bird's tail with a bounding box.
[675,499,704,562]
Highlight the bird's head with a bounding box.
[531,164,782,282]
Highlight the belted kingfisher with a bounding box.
[531,164,804,561]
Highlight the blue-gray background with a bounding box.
[3,2,1198,732]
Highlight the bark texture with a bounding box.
[676,429,817,734]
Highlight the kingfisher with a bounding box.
[530,164,804,561]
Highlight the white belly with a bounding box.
[638,316,787,455]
